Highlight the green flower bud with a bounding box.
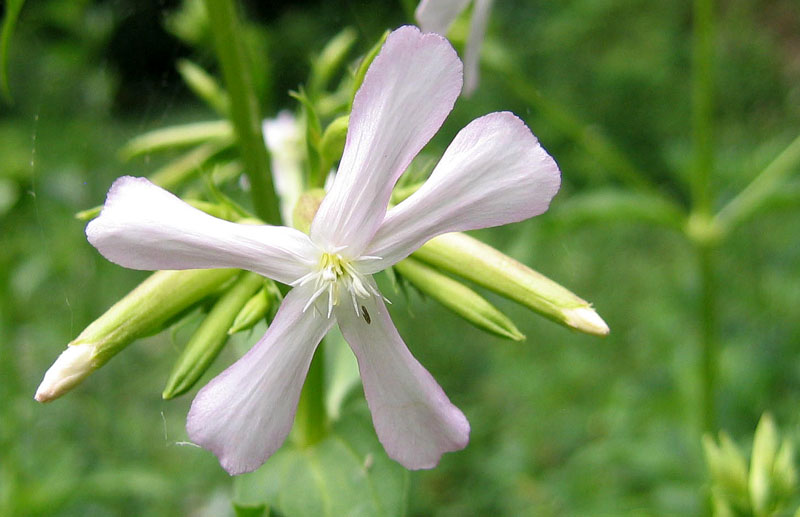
[162,272,265,400]
[177,59,230,116]
[773,438,797,501]
[292,188,326,234]
[228,281,280,335]
[35,268,238,403]
[704,432,749,513]
[147,140,231,191]
[120,120,233,160]
[320,115,349,165]
[309,27,357,94]
[750,413,779,515]
[394,257,524,341]
[412,232,609,336]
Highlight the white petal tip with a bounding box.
[34,344,96,403]
[564,307,610,336]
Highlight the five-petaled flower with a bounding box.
[85,26,561,475]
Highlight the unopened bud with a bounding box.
[120,120,233,161]
[229,281,280,335]
[35,344,95,403]
[310,27,357,94]
[34,268,238,402]
[292,189,326,234]
[413,232,609,336]
[177,59,229,116]
[163,272,264,399]
[394,257,524,341]
[750,413,779,515]
[320,115,349,165]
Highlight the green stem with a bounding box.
[204,0,281,225]
[690,0,717,436]
[715,133,800,230]
[293,339,327,446]
[691,0,715,215]
[697,244,718,433]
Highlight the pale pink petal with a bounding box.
[463,0,493,96]
[186,285,335,475]
[415,0,471,35]
[310,26,462,256]
[363,112,561,272]
[336,289,469,469]
[86,177,317,284]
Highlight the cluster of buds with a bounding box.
[704,414,798,516]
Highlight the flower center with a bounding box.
[293,251,379,317]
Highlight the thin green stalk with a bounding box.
[697,245,718,433]
[293,340,327,446]
[204,0,281,225]
[691,0,715,215]
[715,133,800,230]
[690,0,718,437]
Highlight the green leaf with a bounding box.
[233,403,409,517]
[1,0,25,103]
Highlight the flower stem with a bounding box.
[697,244,718,433]
[690,0,717,434]
[293,339,328,447]
[691,0,714,216]
[204,0,281,225]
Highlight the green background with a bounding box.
[1,0,799,514]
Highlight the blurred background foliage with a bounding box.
[1,0,799,515]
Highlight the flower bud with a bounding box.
[34,268,238,402]
[394,257,524,341]
[229,281,280,335]
[163,272,264,399]
[320,115,348,165]
[703,432,749,513]
[120,120,233,160]
[413,232,609,336]
[292,189,326,234]
[750,413,779,515]
[309,27,357,94]
[177,59,229,116]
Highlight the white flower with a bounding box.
[416,0,493,96]
[263,111,305,224]
[85,26,560,475]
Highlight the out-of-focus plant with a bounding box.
[481,0,800,435]
[704,413,799,516]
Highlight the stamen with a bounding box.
[301,250,377,319]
